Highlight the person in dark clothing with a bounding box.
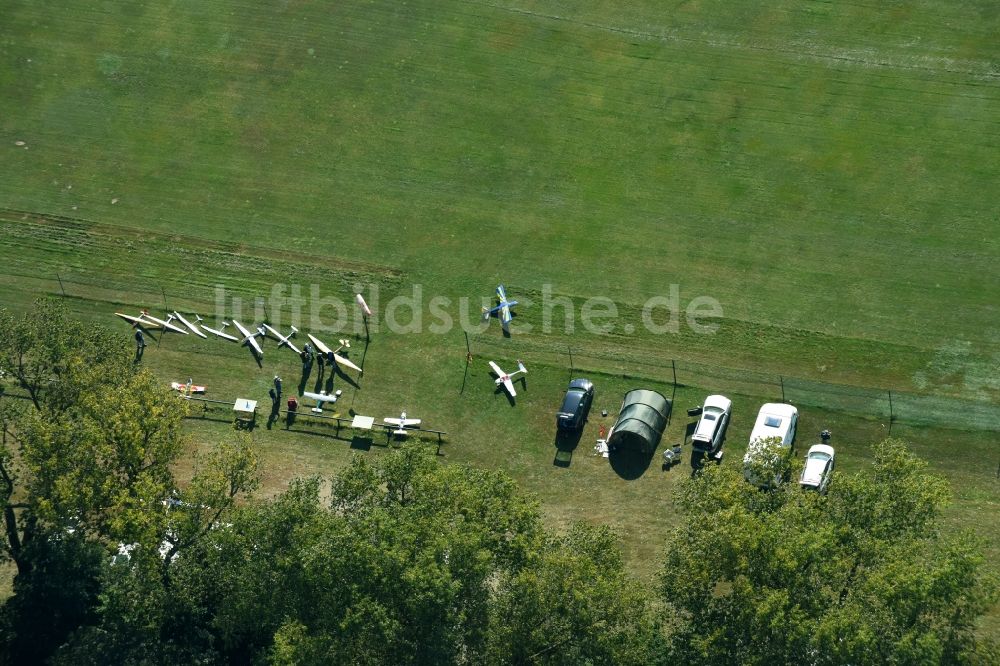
[266,388,280,430]
[134,330,146,363]
[273,375,282,399]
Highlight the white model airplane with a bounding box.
[483,284,518,332]
[201,321,239,342]
[115,310,188,334]
[115,312,160,330]
[384,411,421,436]
[302,390,341,414]
[261,324,300,354]
[170,312,208,339]
[231,320,264,357]
[305,334,362,374]
[140,312,188,335]
[489,359,527,397]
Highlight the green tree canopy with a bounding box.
[660,439,998,665]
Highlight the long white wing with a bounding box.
[306,333,332,355]
[142,314,188,334]
[303,391,335,403]
[172,313,208,338]
[202,326,239,342]
[245,335,263,356]
[116,313,158,328]
[503,378,517,397]
[333,353,362,374]
[231,320,254,339]
[263,324,301,354]
[488,361,505,377]
[403,418,421,426]
[384,418,402,426]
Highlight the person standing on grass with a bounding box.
[267,388,280,430]
[134,329,146,363]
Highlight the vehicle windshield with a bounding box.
[702,413,716,421]
[764,415,782,428]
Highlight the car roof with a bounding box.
[703,394,732,411]
[693,412,720,440]
[806,444,835,458]
[748,403,798,446]
[801,457,828,485]
[568,378,593,392]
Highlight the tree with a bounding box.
[0,301,259,664]
[486,522,663,665]
[660,439,998,665]
[48,446,663,665]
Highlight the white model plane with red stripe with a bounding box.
[489,359,527,397]
[305,334,362,374]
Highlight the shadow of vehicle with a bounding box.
[552,428,584,467]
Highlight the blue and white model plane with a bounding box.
[482,284,518,332]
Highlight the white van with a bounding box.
[743,403,798,486]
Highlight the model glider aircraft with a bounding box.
[171,312,208,339]
[384,411,421,436]
[306,334,363,374]
[261,324,301,355]
[302,390,341,413]
[489,359,527,397]
[200,321,239,342]
[231,320,264,357]
[482,284,518,332]
[115,312,159,329]
[142,312,188,335]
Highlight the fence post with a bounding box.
[671,359,677,388]
[460,331,472,395]
[888,390,894,436]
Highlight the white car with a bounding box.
[691,394,732,457]
[743,403,799,486]
[800,444,835,493]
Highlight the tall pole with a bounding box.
[56,273,66,298]
[888,390,894,436]
[780,375,785,402]
[460,331,472,395]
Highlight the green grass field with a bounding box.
[1,0,998,631]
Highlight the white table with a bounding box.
[233,399,258,428]
[351,414,375,431]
